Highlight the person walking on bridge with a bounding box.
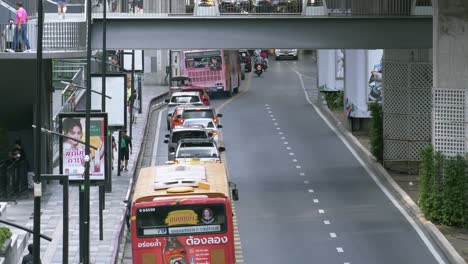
[12,2,30,52]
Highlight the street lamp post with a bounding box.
[33,0,44,259]
[81,0,93,260]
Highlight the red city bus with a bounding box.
[131,163,239,264]
[182,50,241,97]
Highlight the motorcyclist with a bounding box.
[254,55,264,67]
[261,52,269,71]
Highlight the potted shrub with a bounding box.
[0,227,12,256]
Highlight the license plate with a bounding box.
[190,158,201,164]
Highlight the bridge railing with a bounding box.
[91,0,432,17]
[0,21,86,53]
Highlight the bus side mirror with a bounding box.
[232,189,239,201]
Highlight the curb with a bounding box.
[112,91,169,264]
[315,99,466,264]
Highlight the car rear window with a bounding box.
[182,110,214,119]
[171,96,201,104]
[172,131,208,143]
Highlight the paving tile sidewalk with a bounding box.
[7,83,167,264]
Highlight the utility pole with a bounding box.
[33,0,44,260]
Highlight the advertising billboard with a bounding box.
[59,113,108,183]
[90,74,127,128]
[123,50,144,72]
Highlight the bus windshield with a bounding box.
[136,204,227,237]
[185,51,222,71]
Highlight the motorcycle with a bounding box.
[244,57,252,72]
[255,63,263,76]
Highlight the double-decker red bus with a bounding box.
[131,163,239,264]
[182,50,241,97]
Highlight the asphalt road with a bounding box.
[220,52,448,264]
[123,51,449,264]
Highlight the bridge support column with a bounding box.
[432,1,468,156]
[317,49,344,91]
[381,49,432,172]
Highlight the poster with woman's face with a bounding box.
[60,115,106,181]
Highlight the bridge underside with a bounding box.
[91,16,432,49]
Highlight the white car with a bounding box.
[164,91,203,130]
[181,118,222,146]
[174,139,225,164]
[275,49,298,60]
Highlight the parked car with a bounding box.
[174,138,225,164]
[164,125,212,160]
[165,91,203,130]
[275,49,298,60]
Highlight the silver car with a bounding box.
[164,91,204,130]
[275,49,298,60]
[174,139,225,164]
[163,125,212,161]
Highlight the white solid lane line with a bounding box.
[291,62,446,264]
[151,109,163,166]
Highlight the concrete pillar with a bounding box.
[432,0,468,156]
[144,49,171,86]
[382,49,432,170]
[317,49,344,91]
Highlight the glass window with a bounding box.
[176,147,218,158]
[171,96,201,104]
[136,204,227,237]
[182,110,215,119]
[172,131,208,143]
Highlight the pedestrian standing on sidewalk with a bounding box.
[12,2,31,52]
[57,0,67,20]
[21,244,42,264]
[119,129,132,172]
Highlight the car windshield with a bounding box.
[183,89,204,96]
[176,147,218,158]
[170,96,201,104]
[182,110,215,119]
[172,131,208,143]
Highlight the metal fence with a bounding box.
[90,0,432,16]
[0,21,87,52]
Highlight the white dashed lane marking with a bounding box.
[337,247,344,253]
[300,172,305,176]
[318,209,325,214]
[296,165,301,169]
[308,189,314,193]
[279,132,284,135]
[270,114,274,117]
[277,127,281,130]
[313,199,319,203]
[274,123,279,126]
[289,152,294,156]
[330,233,337,238]
[304,180,309,184]
[292,159,297,162]
[286,146,291,149]
[283,142,288,144]
[324,220,331,225]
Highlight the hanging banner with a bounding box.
[59,113,108,183]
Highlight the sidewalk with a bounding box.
[6,83,167,263]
